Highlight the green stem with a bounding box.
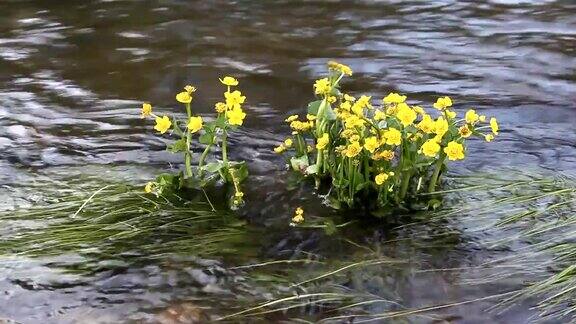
[399,170,413,202]
[198,143,213,176]
[222,130,229,167]
[428,155,446,193]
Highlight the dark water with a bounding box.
[0,0,575,323]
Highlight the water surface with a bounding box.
[0,0,575,322]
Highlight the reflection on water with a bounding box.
[0,0,575,322]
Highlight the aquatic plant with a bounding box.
[275,61,500,211]
[140,77,248,207]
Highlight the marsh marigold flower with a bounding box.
[417,114,435,134]
[144,182,153,193]
[176,91,192,104]
[421,139,440,157]
[363,136,379,153]
[374,110,386,121]
[187,116,203,133]
[396,104,417,127]
[344,94,356,102]
[154,115,172,134]
[184,85,196,94]
[215,102,227,113]
[313,78,331,96]
[284,138,293,147]
[446,110,457,119]
[382,128,402,146]
[433,96,452,110]
[225,90,246,110]
[141,103,152,118]
[434,116,449,138]
[459,125,472,138]
[220,76,239,86]
[344,141,362,158]
[444,141,465,161]
[485,134,494,142]
[316,133,329,150]
[373,150,395,161]
[274,145,286,154]
[291,207,304,224]
[226,107,246,126]
[490,117,499,135]
[383,92,406,105]
[465,109,479,124]
[375,173,389,185]
[285,115,299,123]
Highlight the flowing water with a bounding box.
[0,0,575,323]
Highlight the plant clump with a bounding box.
[140,77,248,208]
[275,61,500,211]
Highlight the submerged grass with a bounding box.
[0,182,251,269]
[2,169,576,322]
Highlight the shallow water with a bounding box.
[0,0,575,323]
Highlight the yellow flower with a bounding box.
[373,150,395,161]
[154,115,172,134]
[485,134,494,142]
[413,106,425,115]
[187,116,203,133]
[274,145,286,153]
[306,114,317,121]
[327,61,353,76]
[313,78,331,96]
[144,182,153,193]
[316,133,329,150]
[444,141,465,161]
[344,115,365,129]
[285,115,299,123]
[479,115,487,122]
[490,117,499,135]
[383,92,406,104]
[375,173,389,185]
[176,91,192,104]
[433,96,452,110]
[382,128,402,146]
[226,107,246,126]
[459,125,472,138]
[344,141,362,158]
[465,109,479,124]
[284,138,293,147]
[290,120,313,132]
[417,114,435,134]
[184,85,196,94]
[374,110,387,121]
[396,104,417,127]
[340,101,352,112]
[351,102,364,117]
[141,103,152,118]
[363,136,380,153]
[215,102,227,113]
[220,76,239,86]
[328,96,337,103]
[225,90,246,110]
[421,139,440,157]
[291,207,304,224]
[434,116,449,138]
[446,110,457,119]
[344,94,356,102]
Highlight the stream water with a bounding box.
[1,0,575,323]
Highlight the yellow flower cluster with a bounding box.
[140,76,249,206]
[275,61,501,209]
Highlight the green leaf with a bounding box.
[307,100,322,115]
[202,161,224,173]
[172,118,185,137]
[323,219,338,236]
[199,132,215,145]
[305,164,319,175]
[233,163,249,183]
[290,155,309,172]
[167,139,187,153]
